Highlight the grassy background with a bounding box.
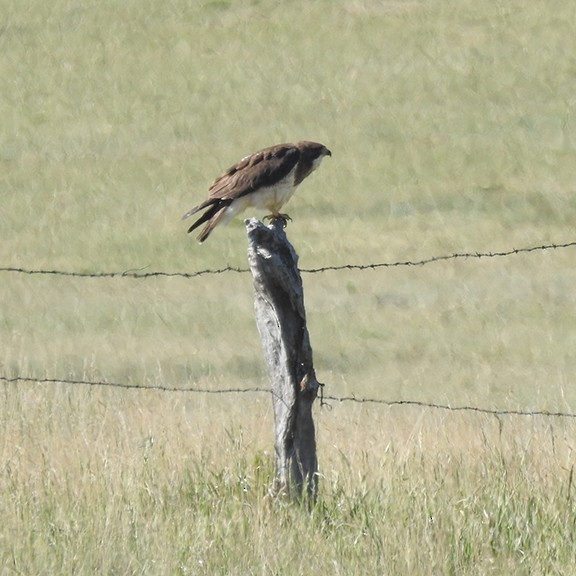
[2,0,576,573]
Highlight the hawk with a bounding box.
[183,141,332,242]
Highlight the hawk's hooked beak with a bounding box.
[325,148,332,157]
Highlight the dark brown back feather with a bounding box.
[207,144,301,200]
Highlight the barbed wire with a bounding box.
[0,375,267,394]
[302,240,576,273]
[2,375,575,419]
[325,395,575,418]
[0,265,246,279]
[1,240,575,280]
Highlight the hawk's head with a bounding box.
[297,141,332,171]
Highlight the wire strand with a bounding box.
[2,376,574,419]
[1,240,574,279]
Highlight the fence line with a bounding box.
[3,240,575,419]
[1,240,575,280]
[2,375,575,419]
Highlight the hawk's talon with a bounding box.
[264,213,292,228]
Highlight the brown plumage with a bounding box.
[183,141,331,242]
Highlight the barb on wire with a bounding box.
[2,375,576,419]
[0,241,575,279]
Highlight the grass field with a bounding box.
[2,0,576,573]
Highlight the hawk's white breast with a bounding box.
[224,171,296,223]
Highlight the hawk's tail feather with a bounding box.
[182,197,217,221]
[196,206,232,243]
[186,199,233,243]
[182,206,201,221]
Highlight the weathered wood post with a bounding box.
[245,217,321,500]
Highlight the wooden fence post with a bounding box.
[245,217,321,500]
